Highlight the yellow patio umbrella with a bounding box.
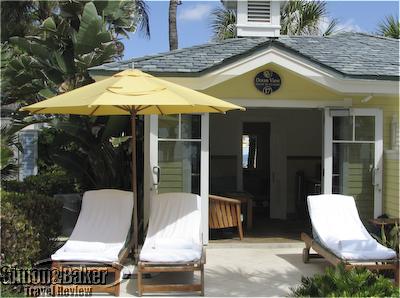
[21,69,245,257]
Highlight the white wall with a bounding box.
[210,108,322,218]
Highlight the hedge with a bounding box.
[1,191,63,267]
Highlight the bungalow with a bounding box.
[90,0,399,244]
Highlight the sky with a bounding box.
[122,1,399,59]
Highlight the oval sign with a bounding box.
[254,70,281,95]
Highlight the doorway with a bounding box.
[242,122,270,219]
[209,108,323,241]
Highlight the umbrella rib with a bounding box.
[156,105,164,115]
[89,106,100,116]
[115,105,131,113]
[132,105,142,113]
[136,105,151,112]
[209,106,225,113]
[31,108,46,114]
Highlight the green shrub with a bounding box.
[1,196,40,268]
[3,166,78,196]
[0,285,26,297]
[290,264,399,297]
[1,191,63,267]
[372,223,400,256]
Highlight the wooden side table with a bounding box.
[225,192,254,229]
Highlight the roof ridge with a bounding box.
[131,40,237,62]
[91,34,398,79]
[353,31,399,42]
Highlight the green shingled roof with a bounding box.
[91,32,400,80]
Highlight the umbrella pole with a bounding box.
[131,111,138,262]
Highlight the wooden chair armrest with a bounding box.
[209,194,241,205]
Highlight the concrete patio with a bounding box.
[114,242,328,297]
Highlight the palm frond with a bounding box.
[210,7,237,41]
[378,15,400,39]
[322,18,338,36]
[134,0,151,38]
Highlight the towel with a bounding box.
[307,194,396,260]
[140,193,203,263]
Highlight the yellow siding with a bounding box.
[352,96,399,217]
[203,64,400,217]
[383,159,399,217]
[205,64,342,100]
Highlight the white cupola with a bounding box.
[223,0,283,37]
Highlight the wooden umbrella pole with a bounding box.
[130,110,138,262]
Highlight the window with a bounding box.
[242,134,257,169]
[158,114,201,194]
[385,114,399,160]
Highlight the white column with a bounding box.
[323,108,333,194]
[201,113,209,244]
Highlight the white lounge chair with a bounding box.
[301,194,398,285]
[137,193,205,296]
[51,189,133,296]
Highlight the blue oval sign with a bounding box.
[254,70,281,95]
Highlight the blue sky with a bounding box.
[122,1,399,59]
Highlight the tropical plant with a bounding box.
[281,0,337,36]
[3,165,78,196]
[210,7,237,41]
[1,0,150,107]
[291,264,399,297]
[372,223,400,255]
[1,190,62,267]
[0,124,22,181]
[210,0,338,41]
[169,0,181,50]
[378,15,400,39]
[37,116,133,191]
[1,2,118,107]
[1,1,37,42]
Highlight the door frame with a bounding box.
[144,114,209,244]
[323,108,383,217]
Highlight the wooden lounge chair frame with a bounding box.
[51,245,129,296]
[137,247,206,296]
[301,232,399,285]
[209,195,244,240]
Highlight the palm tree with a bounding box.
[210,7,237,41]
[169,0,181,50]
[378,15,399,39]
[210,0,337,41]
[281,0,337,36]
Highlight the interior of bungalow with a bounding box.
[209,108,323,241]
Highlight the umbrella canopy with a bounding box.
[21,69,244,260]
[21,69,243,115]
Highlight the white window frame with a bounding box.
[144,114,209,244]
[323,108,383,217]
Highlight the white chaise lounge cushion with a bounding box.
[52,189,133,263]
[307,194,396,261]
[139,193,202,263]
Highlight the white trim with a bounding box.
[143,116,151,226]
[374,109,383,217]
[158,138,202,142]
[161,48,398,95]
[145,114,210,244]
[228,98,353,108]
[200,113,209,244]
[323,108,333,194]
[323,108,383,217]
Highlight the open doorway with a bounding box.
[242,122,270,219]
[209,108,323,241]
